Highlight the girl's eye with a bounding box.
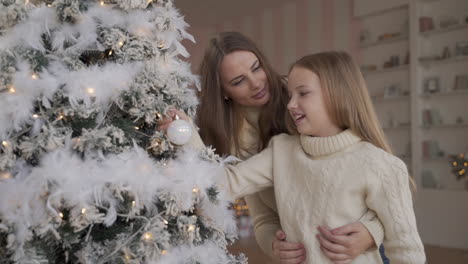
[299,92,309,96]
[253,64,261,71]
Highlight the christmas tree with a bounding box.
[0,0,246,263]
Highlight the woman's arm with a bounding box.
[245,192,282,257]
[366,158,426,264]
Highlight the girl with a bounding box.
[220,51,426,263]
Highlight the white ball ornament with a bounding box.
[167,118,192,145]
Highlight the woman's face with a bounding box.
[219,50,270,107]
[287,66,342,137]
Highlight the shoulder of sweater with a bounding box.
[269,133,299,147]
[351,142,408,175]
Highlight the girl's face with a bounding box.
[287,66,342,137]
[219,50,270,107]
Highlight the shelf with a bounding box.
[421,123,468,129]
[420,55,468,67]
[423,157,449,163]
[357,4,408,19]
[372,95,410,102]
[383,125,411,131]
[360,35,408,48]
[363,65,409,76]
[420,23,468,37]
[421,90,468,98]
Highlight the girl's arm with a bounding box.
[223,145,274,199]
[366,158,426,264]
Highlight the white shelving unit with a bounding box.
[355,0,468,249]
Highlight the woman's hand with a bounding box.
[157,108,190,131]
[317,222,375,264]
[272,230,306,264]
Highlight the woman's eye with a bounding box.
[253,64,261,71]
[233,79,243,86]
[300,92,309,96]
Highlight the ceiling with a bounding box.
[175,0,293,26]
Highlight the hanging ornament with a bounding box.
[167,116,192,145]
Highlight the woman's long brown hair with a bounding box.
[197,31,292,156]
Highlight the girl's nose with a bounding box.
[287,97,296,110]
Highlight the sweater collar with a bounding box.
[300,129,361,157]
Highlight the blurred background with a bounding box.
[177,0,468,263]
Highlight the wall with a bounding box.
[183,0,361,75]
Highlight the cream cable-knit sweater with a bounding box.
[223,130,425,264]
[232,106,384,257]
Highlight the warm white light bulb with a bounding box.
[31,74,38,80]
[81,208,87,214]
[32,114,39,119]
[0,171,12,180]
[118,41,124,47]
[86,87,95,95]
[8,87,16,93]
[187,225,195,232]
[2,141,9,147]
[143,232,153,240]
[192,188,199,193]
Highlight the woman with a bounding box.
[163,32,385,263]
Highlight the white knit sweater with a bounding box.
[224,130,426,264]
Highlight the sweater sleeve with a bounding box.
[366,158,426,264]
[184,120,206,150]
[358,209,384,250]
[223,145,274,199]
[244,191,281,257]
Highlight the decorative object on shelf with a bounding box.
[422,108,443,126]
[421,170,440,189]
[439,16,459,29]
[454,74,468,90]
[423,76,440,94]
[404,51,410,65]
[360,64,377,72]
[377,32,402,42]
[422,140,445,159]
[399,121,411,127]
[383,83,402,98]
[360,29,372,44]
[456,116,464,124]
[383,55,400,68]
[441,46,451,60]
[455,41,468,56]
[419,16,434,32]
[450,153,468,180]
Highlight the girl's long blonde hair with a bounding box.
[291,51,416,189]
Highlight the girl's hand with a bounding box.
[157,108,190,131]
[272,230,306,264]
[317,223,374,264]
